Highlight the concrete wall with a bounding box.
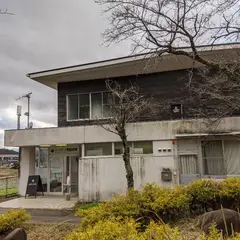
[18,147,35,196]
[4,117,240,147]
[79,155,176,202]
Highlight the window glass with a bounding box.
[91,93,102,119]
[180,155,199,174]
[202,141,225,175]
[114,142,124,155]
[133,141,153,154]
[35,147,48,192]
[68,92,113,121]
[79,94,90,119]
[114,141,153,155]
[103,92,111,118]
[85,143,112,156]
[39,148,48,168]
[68,95,78,120]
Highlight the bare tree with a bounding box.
[96,0,240,123]
[98,80,155,189]
[0,9,14,15]
[96,0,240,72]
[186,66,240,122]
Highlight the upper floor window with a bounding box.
[67,92,110,120]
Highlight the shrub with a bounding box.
[220,178,240,210]
[142,221,184,240]
[75,178,240,233]
[65,218,185,240]
[186,179,221,213]
[199,222,240,240]
[65,218,143,240]
[66,219,240,240]
[141,183,190,222]
[0,209,30,234]
[76,190,142,229]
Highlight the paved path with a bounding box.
[0,208,81,224]
[29,214,81,224]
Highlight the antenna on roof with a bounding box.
[16,105,22,130]
[16,92,32,129]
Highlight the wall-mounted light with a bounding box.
[56,144,67,147]
[40,144,51,147]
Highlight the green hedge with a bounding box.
[75,178,240,230]
[0,209,30,234]
[65,217,240,240]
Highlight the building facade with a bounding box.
[4,45,240,201]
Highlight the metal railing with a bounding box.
[0,176,18,198]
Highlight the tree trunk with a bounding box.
[120,130,134,189]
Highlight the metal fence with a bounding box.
[0,177,18,198]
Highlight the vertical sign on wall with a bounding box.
[171,104,183,120]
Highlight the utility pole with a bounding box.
[16,92,32,129]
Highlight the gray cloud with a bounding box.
[0,0,131,147]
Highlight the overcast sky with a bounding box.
[0,0,131,148]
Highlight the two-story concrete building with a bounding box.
[4,44,240,202]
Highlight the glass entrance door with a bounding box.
[63,156,79,197]
[49,155,64,193]
[35,147,79,195]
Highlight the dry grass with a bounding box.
[22,217,203,240]
[170,216,202,240]
[23,223,77,240]
[0,168,18,178]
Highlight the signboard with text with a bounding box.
[25,175,44,198]
[49,145,79,156]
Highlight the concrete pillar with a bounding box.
[18,147,35,196]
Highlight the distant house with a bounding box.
[4,43,240,202]
[0,149,19,167]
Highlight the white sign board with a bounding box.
[49,145,79,156]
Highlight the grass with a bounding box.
[0,188,18,197]
[0,168,18,178]
[0,169,18,198]
[73,201,100,213]
[173,216,202,240]
[23,223,77,240]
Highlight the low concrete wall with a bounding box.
[79,155,176,202]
